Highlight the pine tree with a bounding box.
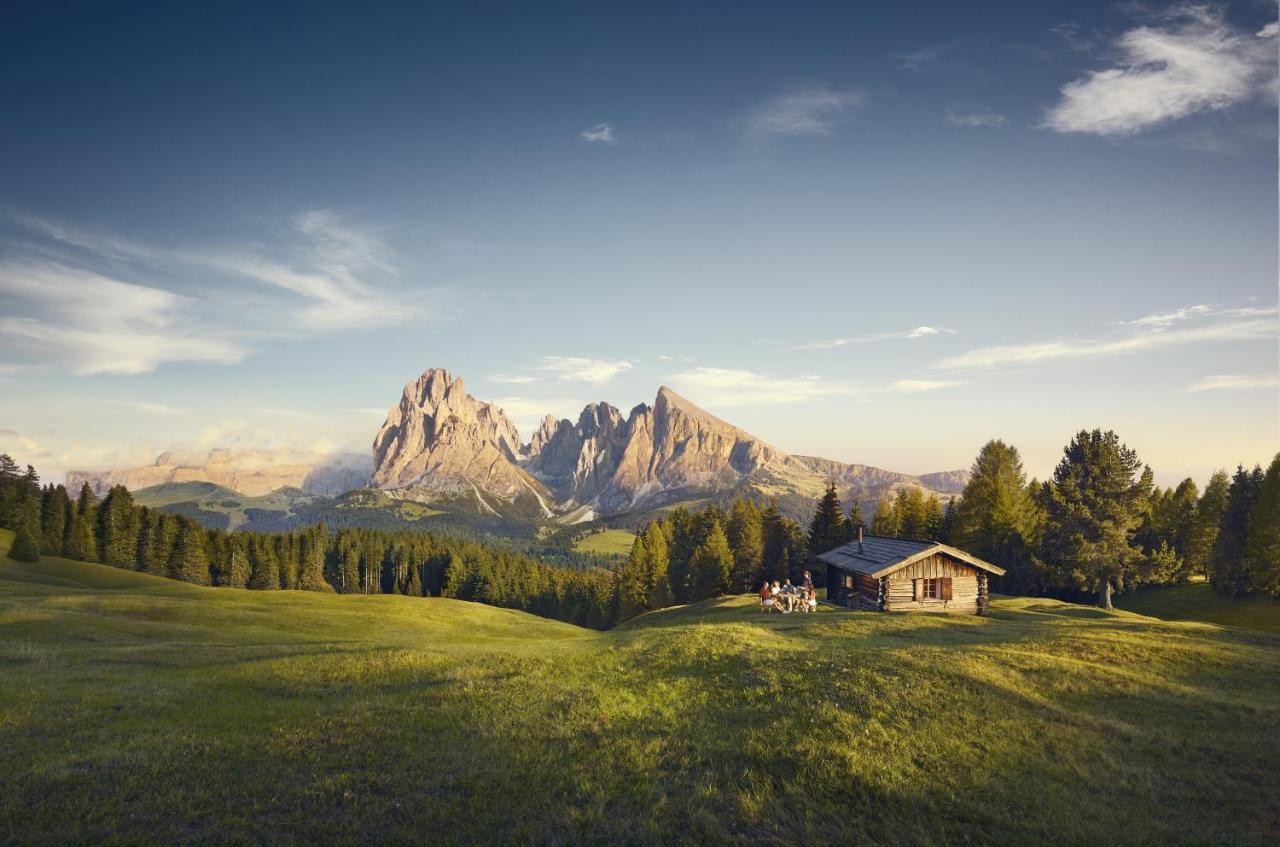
[1189,470,1229,581]
[617,535,651,621]
[0,453,20,527]
[95,486,140,568]
[687,522,733,600]
[846,500,863,541]
[1039,430,1151,608]
[726,498,763,593]
[406,562,424,597]
[64,510,96,562]
[951,439,1040,592]
[807,482,847,573]
[39,485,67,556]
[1210,465,1264,598]
[642,522,673,608]
[225,540,250,588]
[168,521,211,584]
[870,495,899,537]
[938,497,956,543]
[298,526,328,591]
[1245,454,1280,597]
[8,520,41,561]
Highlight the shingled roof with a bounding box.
[816,535,1006,578]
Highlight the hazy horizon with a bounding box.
[2,1,1277,489]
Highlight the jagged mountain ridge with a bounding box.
[371,368,967,519]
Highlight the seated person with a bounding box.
[759,581,775,610]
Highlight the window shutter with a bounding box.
[941,577,953,601]
[913,579,920,600]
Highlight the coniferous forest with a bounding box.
[3,428,1277,628]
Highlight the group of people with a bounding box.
[759,570,818,614]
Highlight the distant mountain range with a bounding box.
[69,367,967,527]
[369,368,966,522]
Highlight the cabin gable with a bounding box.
[882,553,980,613]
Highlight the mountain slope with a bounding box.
[3,544,1277,845]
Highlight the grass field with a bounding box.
[1116,582,1280,635]
[571,527,637,556]
[3,529,1279,845]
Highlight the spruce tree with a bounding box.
[226,541,250,588]
[8,520,41,561]
[406,563,424,597]
[617,535,651,620]
[1190,470,1230,581]
[39,485,66,556]
[95,486,140,568]
[688,522,733,600]
[726,498,763,592]
[1039,430,1150,608]
[168,521,211,585]
[951,439,1040,591]
[1245,454,1280,597]
[64,510,96,562]
[1210,465,1264,597]
[870,495,899,537]
[807,482,847,569]
[298,526,328,591]
[643,522,673,608]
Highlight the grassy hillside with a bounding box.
[571,527,637,556]
[3,530,1278,845]
[1116,582,1280,635]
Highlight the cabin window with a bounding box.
[842,574,854,589]
[917,578,953,601]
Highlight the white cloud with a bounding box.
[0,262,245,375]
[796,325,954,350]
[488,373,541,385]
[106,401,189,416]
[886,379,966,393]
[537,356,633,383]
[1120,303,1272,326]
[945,106,1007,128]
[581,123,616,144]
[667,367,859,407]
[4,209,428,375]
[894,45,949,72]
[746,84,865,137]
[0,428,48,458]
[1187,373,1279,392]
[1043,6,1279,136]
[939,306,1276,370]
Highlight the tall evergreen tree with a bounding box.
[95,486,140,568]
[1189,470,1230,581]
[299,525,328,590]
[726,498,763,592]
[807,482,847,578]
[39,484,68,556]
[952,439,1041,593]
[642,522,673,608]
[1039,430,1151,608]
[617,535,651,621]
[1209,465,1264,598]
[1245,454,1280,597]
[168,521,211,584]
[687,522,733,600]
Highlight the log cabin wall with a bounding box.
[883,554,980,613]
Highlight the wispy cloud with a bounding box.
[1043,6,1279,136]
[0,262,245,375]
[581,123,616,144]
[667,367,859,407]
[3,209,429,375]
[894,44,950,72]
[746,83,865,137]
[945,106,1007,128]
[1187,373,1279,392]
[106,401,189,416]
[0,428,49,459]
[939,305,1277,370]
[537,356,633,384]
[488,373,541,385]
[1119,303,1271,327]
[886,379,965,393]
[796,325,954,350]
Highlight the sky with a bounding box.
[0,0,1277,488]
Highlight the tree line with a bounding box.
[0,456,617,629]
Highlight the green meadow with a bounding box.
[1116,581,1280,635]
[2,529,1278,846]
[570,527,638,556]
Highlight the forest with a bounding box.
[2,427,1277,627]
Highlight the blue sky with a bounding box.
[1,0,1276,486]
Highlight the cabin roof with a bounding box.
[816,535,1007,578]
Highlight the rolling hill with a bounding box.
[2,529,1278,845]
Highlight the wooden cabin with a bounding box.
[818,533,1005,616]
